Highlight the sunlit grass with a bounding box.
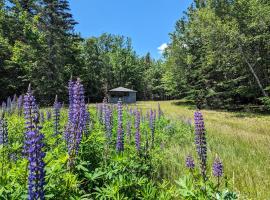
[135,100,270,200]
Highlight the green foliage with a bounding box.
[166,0,270,110]
[0,105,236,199]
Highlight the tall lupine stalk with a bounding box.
[194,110,207,180]
[212,156,223,187]
[105,105,112,142]
[97,104,103,123]
[158,103,163,119]
[39,111,45,124]
[6,97,12,115]
[53,95,61,136]
[1,102,6,114]
[149,109,156,147]
[11,94,17,113]
[23,85,45,199]
[102,97,107,124]
[84,110,91,136]
[0,113,8,183]
[116,99,124,152]
[65,78,87,169]
[135,110,141,152]
[17,95,23,116]
[185,155,195,171]
[46,110,51,121]
[0,116,8,146]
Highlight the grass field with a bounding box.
[135,100,270,200]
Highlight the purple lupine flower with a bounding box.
[65,78,87,168]
[53,95,61,135]
[46,110,51,121]
[135,110,141,152]
[116,99,124,152]
[102,97,107,124]
[105,105,112,142]
[194,110,207,180]
[158,103,163,119]
[0,117,8,145]
[126,119,131,143]
[17,95,23,115]
[23,85,45,199]
[1,102,6,118]
[185,155,195,170]
[1,102,6,110]
[6,97,12,114]
[39,111,44,124]
[96,104,103,123]
[212,157,223,178]
[84,109,91,136]
[149,109,156,147]
[11,94,17,113]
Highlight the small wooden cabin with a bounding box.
[108,87,137,103]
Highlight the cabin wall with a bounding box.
[108,92,136,103]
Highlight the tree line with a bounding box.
[0,0,168,105]
[165,0,270,110]
[1,0,270,110]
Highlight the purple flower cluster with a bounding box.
[23,85,45,199]
[39,111,44,124]
[212,157,223,178]
[46,110,51,121]
[84,110,91,136]
[135,110,141,152]
[96,103,103,123]
[102,97,107,124]
[194,110,207,180]
[158,103,163,119]
[116,99,124,152]
[149,109,156,147]
[185,155,195,170]
[17,95,23,115]
[53,95,61,135]
[1,102,6,114]
[6,96,12,114]
[0,117,8,146]
[65,78,87,167]
[105,104,112,142]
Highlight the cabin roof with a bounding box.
[109,87,137,92]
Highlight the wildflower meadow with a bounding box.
[0,79,238,199]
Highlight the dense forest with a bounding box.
[0,0,270,110]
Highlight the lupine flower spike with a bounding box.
[65,78,87,169]
[46,110,51,121]
[135,110,141,152]
[23,84,45,199]
[212,156,223,187]
[17,95,23,115]
[194,110,207,180]
[116,99,124,152]
[185,155,195,170]
[105,105,112,142]
[0,116,8,146]
[54,95,61,136]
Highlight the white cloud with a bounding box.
[157,43,168,54]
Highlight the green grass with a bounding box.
[134,100,270,200]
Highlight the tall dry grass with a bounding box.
[135,100,270,200]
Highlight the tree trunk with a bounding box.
[239,45,268,97]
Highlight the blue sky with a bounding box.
[69,0,192,59]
